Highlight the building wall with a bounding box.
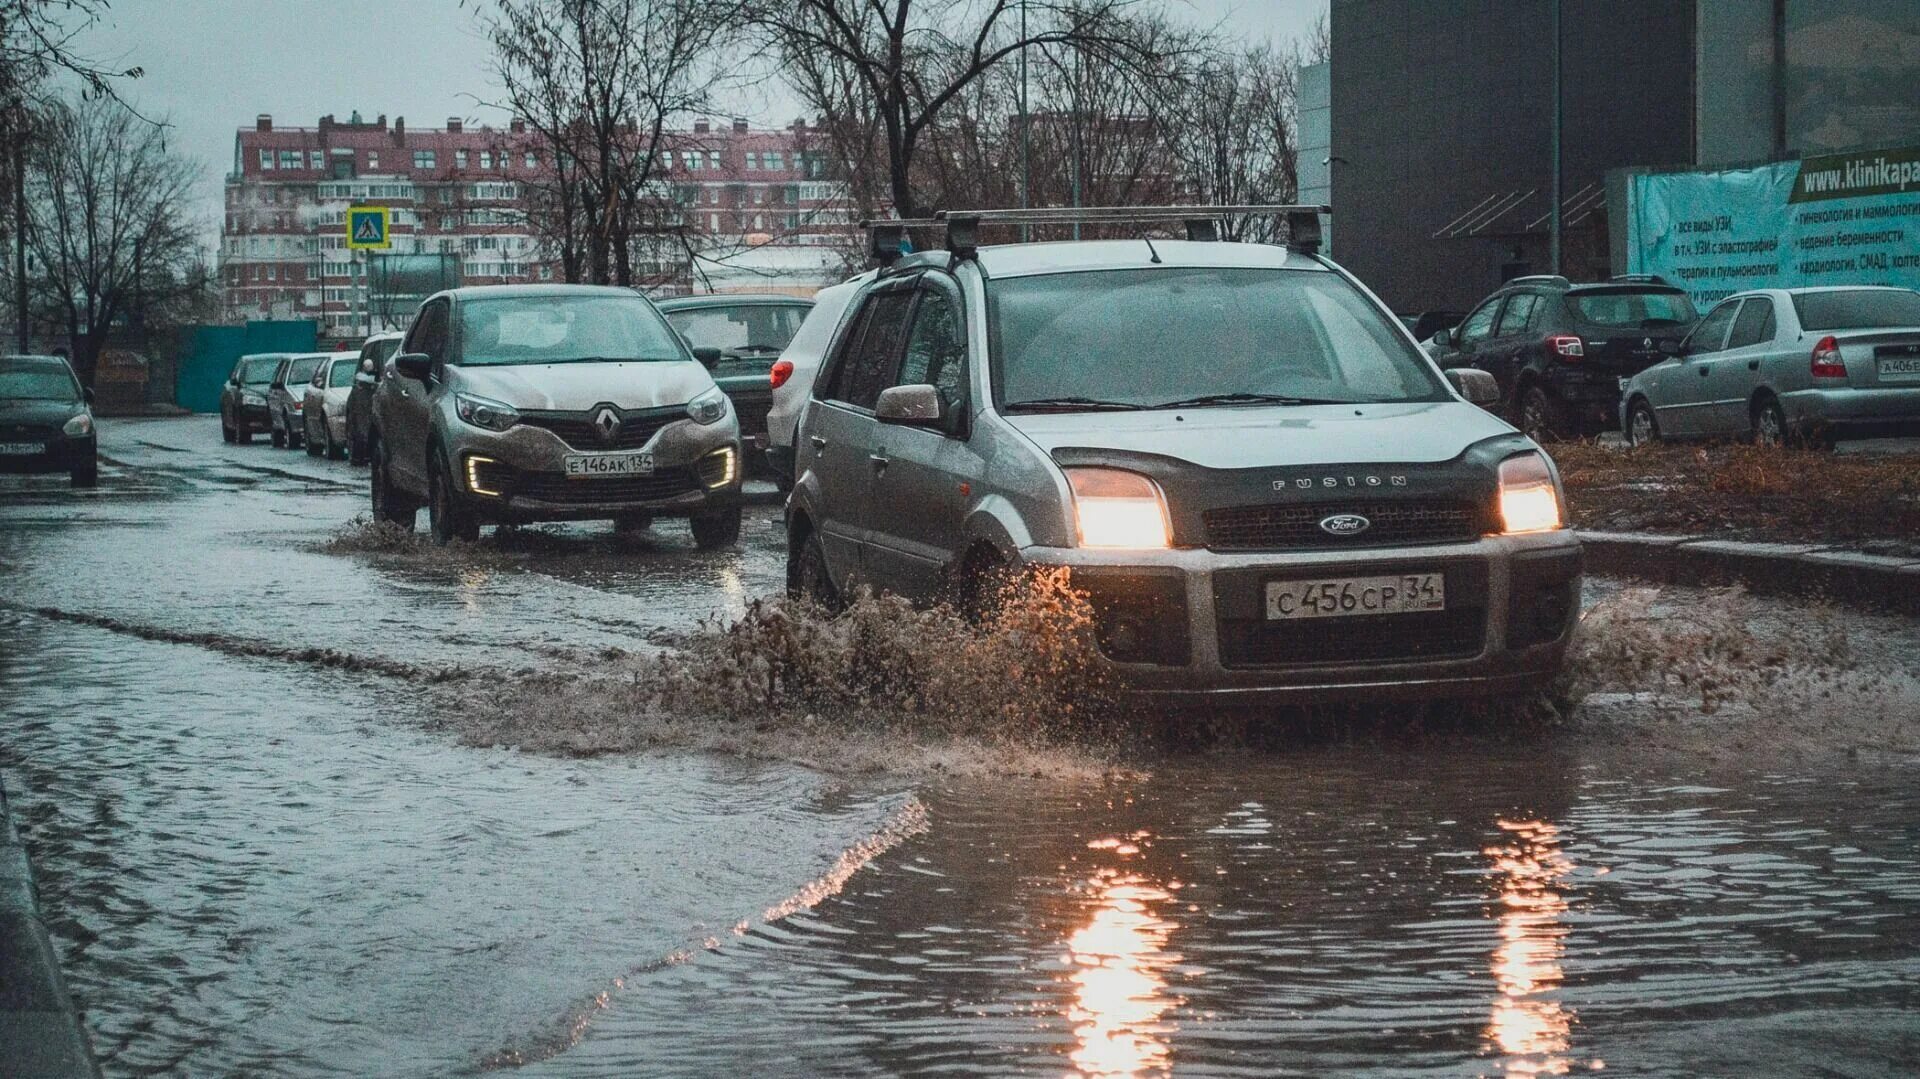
[1329,0,1694,312]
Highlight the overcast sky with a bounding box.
[74,0,1329,235]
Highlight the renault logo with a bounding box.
[1319,513,1371,537]
[593,407,620,441]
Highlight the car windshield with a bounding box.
[989,267,1450,410]
[1570,289,1698,328]
[288,357,324,384]
[0,357,80,401]
[329,361,356,388]
[664,304,811,361]
[457,294,686,366]
[1793,289,1920,331]
[239,357,280,384]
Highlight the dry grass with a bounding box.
[1553,441,1920,550]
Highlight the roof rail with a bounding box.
[860,218,941,268]
[928,204,1332,258]
[1608,273,1674,286]
[1506,274,1571,288]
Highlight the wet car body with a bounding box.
[0,354,97,487]
[787,238,1582,705]
[302,354,357,459]
[346,331,404,465]
[267,352,329,449]
[219,352,286,444]
[764,274,873,489]
[656,293,815,473]
[369,284,744,546]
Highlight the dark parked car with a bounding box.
[656,294,814,472]
[346,331,405,465]
[220,352,286,444]
[1429,275,1698,440]
[0,354,96,487]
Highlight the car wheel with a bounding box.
[1519,385,1567,443]
[369,434,416,530]
[348,427,368,466]
[305,418,323,456]
[70,461,98,488]
[222,412,236,443]
[1752,398,1788,448]
[1626,399,1661,447]
[428,450,479,545]
[788,529,840,609]
[286,416,303,450]
[690,506,742,550]
[270,414,286,448]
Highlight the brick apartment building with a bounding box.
[220,112,860,340]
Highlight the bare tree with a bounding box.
[1169,41,1313,243]
[23,96,200,387]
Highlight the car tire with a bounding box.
[1752,397,1789,448]
[690,506,742,550]
[270,415,286,448]
[428,450,479,545]
[70,461,98,488]
[305,419,323,456]
[1519,385,1567,443]
[369,434,417,530]
[286,415,303,450]
[324,420,345,461]
[222,413,236,443]
[788,529,840,609]
[1626,399,1661,447]
[348,427,368,466]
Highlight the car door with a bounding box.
[1661,297,1741,437]
[1483,291,1541,394]
[800,279,916,591]
[386,299,449,492]
[1446,296,1506,383]
[862,274,987,601]
[1707,296,1775,435]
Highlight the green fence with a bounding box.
[173,321,318,413]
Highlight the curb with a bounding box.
[0,782,100,1079]
[1577,530,1920,614]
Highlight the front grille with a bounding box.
[499,466,703,505]
[1218,607,1487,668]
[518,406,684,451]
[1202,499,1486,551]
[728,390,772,438]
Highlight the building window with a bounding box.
[753,187,765,204]
[455,149,468,169]
[414,150,436,169]
[524,152,536,168]
[309,150,324,169]
[259,149,274,170]
[707,150,723,170]
[368,151,379,169]
[539,265,553,280]
[265,266,277,281]
[709,212,719,231]
[479,150,492,170]
[682,151,699,171]
[745,151,759,170]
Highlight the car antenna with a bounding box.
[1143,235,1163,264]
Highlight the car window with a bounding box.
[1569,289,1697,328]
[1792,289,1920,331]
[1495,294,1538,336]
[1687,299,1741,354]
[288,356,324,384]
[455,294,684,366]
[329,361,356,388]
[271,360,291,387]
[238,356,280,385]
[896,285,966,401]
[825,291,914,410]
[664,304,810,356]
[1458,299,1502,344]
[1727,297,1774,349]
[409,300,450,364]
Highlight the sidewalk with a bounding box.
[1579,529,1920,614]
[0,781,99,1079]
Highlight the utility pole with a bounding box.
[1548,0,1562,276]
[1018,0,1031,242]
[1769,0,1788,158]
[12,107,28,353]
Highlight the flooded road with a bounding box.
[3,417,1919,1076]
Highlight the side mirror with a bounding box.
[1660,339,1688,358]
[394,352,433,383]
[875,384,944,426]
[83,386,96,405]
[692,346,723,370]
[1444,367,1501,407]
[1431,329,1453,350]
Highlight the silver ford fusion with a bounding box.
[368,284,743,546]
[786,218,1583,705]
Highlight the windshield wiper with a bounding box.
[1002,396,1146,412]
[1149,392,1362,409]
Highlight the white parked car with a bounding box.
[765,271,875,491]
[302,353,357,459]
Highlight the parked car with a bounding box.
[346,331,405,466]
[1430,275,1698,440]
[786,227,1580,705]
[0,353,96,487]
[220,352,285,444]
[1401,310,1465,345]
[267,352,329,449]
[368,284,744,546]
[302,353,358,459]
[765,273,874,490]
[1621,286,1920,447]
[656,294,815,476]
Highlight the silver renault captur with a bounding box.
[786,210,1583,706]
[368,284,743,546]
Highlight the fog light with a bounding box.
[465,454,502,496]
[1497,454,1564,534]
[703,446,737,488]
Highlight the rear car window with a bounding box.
[665,304,810,356]
[288,356,324,384]
[329,361,356,388]
[1792,290,1920,331]
[1570,290,1697,328]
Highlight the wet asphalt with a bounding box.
[2,416,1918,1077]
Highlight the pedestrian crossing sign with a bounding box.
[346,207,391,250]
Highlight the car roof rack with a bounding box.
[1506,274,1571,288]
[861,205,1330,266]
[1608,273,1675,286]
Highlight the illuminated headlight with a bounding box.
[1498,453,1566,534]
[1065,467,1171,549]
[465,454,502,496]
[686,387,728,426]
[455,392,520,432]
[63,413,93,437]
[702,446,737,488]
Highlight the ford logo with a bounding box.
[1319,513,1371,537]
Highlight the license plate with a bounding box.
[1878,356,1920,381]
[0,442,46,456]
[1266,573,1446,620]
[563,452,653,478]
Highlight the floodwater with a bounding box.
[3,417,1918,1077]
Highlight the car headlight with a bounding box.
[1065,467,1171,549]
[454,392,520,432]
[1498,453,1566,534]
[242,392,265,405]
[63,413,93,437]
[686,386,728,426]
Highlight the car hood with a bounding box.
[449,361,716,411]
[1001,400,1515,467]
[0,399,86,426]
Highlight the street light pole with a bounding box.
[1018,0,1031,242]
[12,109,28,353]
[1548,0,1562,276]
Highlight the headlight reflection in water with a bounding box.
[1065,834,1178,1078]
[1484,818,1585,1077]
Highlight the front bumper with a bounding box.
[1024,531,1582,703]
[446,418,743,522]
[1782,386,1920,437]
[235,401,271,431]
[0,432,95,474]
